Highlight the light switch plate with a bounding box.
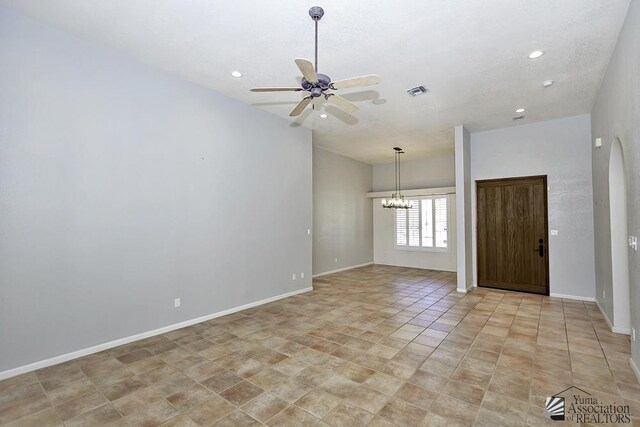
[595,137,602,148]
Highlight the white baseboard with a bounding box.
[549,293,596,302]
[457,288,469,294]
[596,299,614,331]
[631,357,640,383]
[0,286,313,381]
[595,298,630,335]
[312,262,373,278]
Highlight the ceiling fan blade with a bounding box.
[295,58,318,83]
[250,87,303,92]
[289,96,313,117]
[326,94,358,113]
[330,74,381,90]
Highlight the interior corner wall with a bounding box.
[470,114,596,299]
[590,0,639,357]
[0,7,312,374]
[312,147,373,276]
[372,153,457,271]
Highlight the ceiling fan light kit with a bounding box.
[250,6,381,117]
[382,147,412,209]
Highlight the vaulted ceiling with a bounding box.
[2,0,630,163]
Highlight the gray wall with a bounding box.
[470,115,596,299]
[312,148,373,275]
[0,7,312,373]
[591,0,639,357]
[372,153,455,192]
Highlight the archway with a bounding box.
[609,138,630,333]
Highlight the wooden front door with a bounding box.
[476,176,549,295]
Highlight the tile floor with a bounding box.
[0,265,638,426]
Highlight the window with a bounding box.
[395,196,449,250]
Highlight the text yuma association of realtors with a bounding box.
[566,394,631,423]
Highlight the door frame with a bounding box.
[475,175,550,296]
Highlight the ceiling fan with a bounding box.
[251,6,381,117]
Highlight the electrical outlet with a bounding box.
[550,230,559,236]
[629,236,638,251]
[292,273,296,280]
[335,257,338,263]
[602,290,605,299]
[633,328,636,342]
[174,298,181,308]
[301,272,305,279]
[307,229,311,235]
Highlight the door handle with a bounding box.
[534,238,544,257]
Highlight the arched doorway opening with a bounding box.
[609,138,630,333]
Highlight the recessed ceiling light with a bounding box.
[320,113,328,118]
[231,70,242,78]
[372,98,386,105]
[528,50,544,59]
[516,108,525,113]
[542,79,554,87]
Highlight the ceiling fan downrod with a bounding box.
[309,6,324,73]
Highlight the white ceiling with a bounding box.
[2,0,630,164]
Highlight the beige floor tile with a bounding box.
[54,389,108,421]
[241,392,288,423]
[378,398,428,426]
[394,382,439,410]
[443,379,485,405]
[64,404,123,427]
[428,394,480,425]
[186,395,235,425]
[1,265,636,426]
[3,406,61,427]
[213,410,262,426]
[124,398,179,427]
[219,380,264,406]
[322,401,374,426]
[266,405,320,426]
[166,384,214,411]
[294,389,341,419]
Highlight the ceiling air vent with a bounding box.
[513,115,526,121]
[406,86,429,96]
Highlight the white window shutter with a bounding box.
[434,197,448,248]
[408,202,420,247]
[396,209,407,246]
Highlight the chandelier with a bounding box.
[381,147,412,209]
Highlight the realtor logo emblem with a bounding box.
[544,396,565,421]
[543,386,632,423]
